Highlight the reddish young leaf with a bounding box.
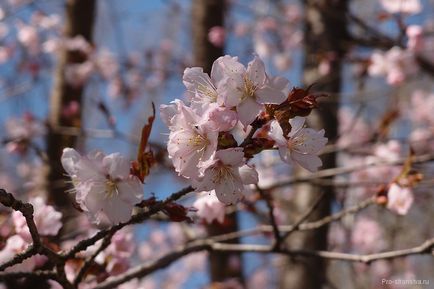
[132,103,156,183]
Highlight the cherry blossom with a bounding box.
[380,0,421,14]
[61,148,144,225]
[193,191,226,224]
[208,26,226,48]
[213,55,289,126]
[12,197,62,241]
[368,47,417,85]
[166,101,218,179]
[193,148,258,204]
[351,217,385,254]
[387,183,414,215]
[269,117,327,172]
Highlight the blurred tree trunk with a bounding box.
[279,1,348,289]
[46,0,96,228]
[191,0,244,284]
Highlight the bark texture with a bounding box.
[191,0,244,284]
[46,0,96,220]
[279,1,349,288]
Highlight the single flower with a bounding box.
[269,116,327,172]
[61,148,143,225]
[193,148,258,204]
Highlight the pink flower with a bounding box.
[182,66,219,112]
[0,235,38,272]
[193,192,226,224]
[193,148,258,204]
[351,217,385,254]
[12,197,62,241]
[61,148,144,225]
[166,101,218,179]
[213,55,289,126]
[368,47,417,85]
[208,26,226,47]
[387,183,414,215]
[268,117,327,172]
[406,25,423,52]
[380,0,421,14]
[204,103,238,132]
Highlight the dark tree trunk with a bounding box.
[191,0,244,284]
[46,0,96,224]
[279,1,349,288]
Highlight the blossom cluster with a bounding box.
[161,55,327,205]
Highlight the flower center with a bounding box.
[105,177,119,198]
[212,164,234,184]
[241,75,257,101]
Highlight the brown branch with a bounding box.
[73,233,114,286]
[63,186,194,259]
[263,152,434,191]
[256,185,281,249]
[91,237,434,289]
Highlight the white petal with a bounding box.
[239,165,258,185]
[215,148,244,166]
[103,153,130,179]
[268,120,287,146]
[214,176,244,204]
[246,56,266,86]
[295,128,327,154]
[288,117,306,137]
[291,151,322,172]
[101,198,132,224]
[117,177,144,204]
[237,97,263,127]
[255,86,287,104]
[61,148,81,176]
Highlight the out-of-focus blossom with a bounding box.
[194,148,258,204]
[368,47,417,85]
[12,197,62,241]
[193,191,226,224]
[406,25,424,52]
[380,0,421,14]
[273,53,292,71]
[208,26,225,48]
[61,148,143,224]
[17,24,40,54]
[269,117,327,172]
[64,61,94,87]
[387,183,414,215]
[338,107,372,147]
[351,217,385,254]
[0,235,40,272]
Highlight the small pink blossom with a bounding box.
[12,197,62,241]
[208,26,225,48]
[269,117,327,172]
[351,217,385,254]
[193,192,226,224]
[380,0,421,14]
[61,148,144,225]
[193,148,258,204]
[387,183,414,215]
[368,47,417,85]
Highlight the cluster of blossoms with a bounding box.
[161,55,327,205]
[0,197,62,272]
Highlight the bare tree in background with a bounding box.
[191,0,245,284]
[46,0,96,226]
[279,1,349,288]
